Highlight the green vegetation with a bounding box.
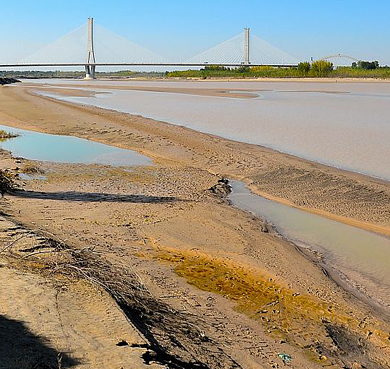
[0,70,164,79]
[166,61,390,79]
[352,60,379,70]
[297,62,311,76]
[167,65,303,78]
[310,60,334,77]
[97,70,164,78]
[332,66,390,78]
[166,62,335,78]
[2,60,390,80]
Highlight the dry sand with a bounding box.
[0,83,390,369]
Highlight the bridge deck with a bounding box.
[0,63,297,68]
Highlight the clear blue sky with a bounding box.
[1,0,390,64]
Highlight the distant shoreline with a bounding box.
[2,71,390,82]
[5,76,390,85]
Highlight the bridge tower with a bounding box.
[85,17,96,79]
[244,28,250,65]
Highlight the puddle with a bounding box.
[0,124,150,167]
[18,173,47,181]
[228,180,390,306]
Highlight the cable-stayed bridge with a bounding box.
[0,18,300,78]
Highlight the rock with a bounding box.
[209,178,232,197]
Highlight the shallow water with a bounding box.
[0,124,150,166]
[18,173,47,180]
[30,79,390,181]
[229,180,390,307]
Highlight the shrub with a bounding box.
[298,62,311,76]
[204,65,229,71]
[357,60,379,70]
[311,60,333,77]
[0,169,18,196]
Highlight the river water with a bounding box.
[229,180,390,309]
[18,79,390,309]
[29,79,390,181]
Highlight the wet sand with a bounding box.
[33,83,261,99]
[1,83,390,368]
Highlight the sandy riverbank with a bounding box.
[6,84,390,237]
[1,84,390,368]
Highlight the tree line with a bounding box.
[166,60,390,79]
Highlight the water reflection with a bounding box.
[0,124,150,167]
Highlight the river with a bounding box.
[29,79,390,181]
[17,78,390,310]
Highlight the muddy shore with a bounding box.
[1,83,390,369]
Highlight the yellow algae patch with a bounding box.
[151,245,389,355]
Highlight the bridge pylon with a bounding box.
[244,28,250,65]
[85,17,96,79]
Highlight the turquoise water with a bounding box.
[229,180,390,307]
[0,124,150,166]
